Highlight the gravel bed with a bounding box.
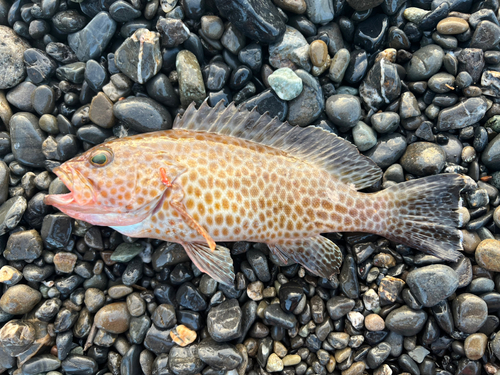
[0,0,500,374]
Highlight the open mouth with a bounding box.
[44,167,76,206]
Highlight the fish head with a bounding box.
[44,138,173,226]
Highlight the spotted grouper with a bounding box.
[45,101,467,285]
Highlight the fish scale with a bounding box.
[46,101,468,285]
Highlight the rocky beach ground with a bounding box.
[0,0,500,374]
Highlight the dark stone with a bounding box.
[113,96,172,132]
[10,112,46,168]
[207,299,242,342]
[24,48,58,84]
[198,338,243,370]
[353,14,389,52]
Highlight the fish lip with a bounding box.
[44,166,75,206]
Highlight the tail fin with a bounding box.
[377,173,468,262]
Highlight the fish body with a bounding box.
[45,102,467,285]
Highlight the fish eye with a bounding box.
[90,149,113,167]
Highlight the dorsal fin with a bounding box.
[173,101,382,190]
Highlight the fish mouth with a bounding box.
[44,166,97,211]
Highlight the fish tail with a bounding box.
[374,173,470,262]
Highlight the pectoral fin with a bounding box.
[182,242,235,285]
[169,183,216,251]
[270,236,343,279]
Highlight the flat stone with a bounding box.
[452,293,487,333]
[360,60,401,111]
[436,97,488,131]
[89,92,115,128]
[9,112,46,168]
[113,96,172,132]
[385,306,428,336]
[268,68,303,101]
[94,302,131,334]
[4,229,43,261]
[437,17,469,34]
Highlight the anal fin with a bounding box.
[272,236,343,279]
[182,242,235,286]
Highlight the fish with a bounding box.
[45,101,467,285]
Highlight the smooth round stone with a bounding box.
[399,91,420,119]
[84,288,105,313]
[371,112,400,133]
[365,314,385,331]
[6,81,36,111]
[0,284,42,314]
[108,285,133,299]
[113,96,172,132]
[145,73,179,108]
[10,112,46,168]
[176,50,206,107]
[352,121,377,151]
[201,15,224,39]
[268,68,303,101]
[359,60,400,111]
[0,196,27,236]
[67,11,117,62]
[494,206,500,228]
[0,26,30,89]
[111,242,144,263]
[94,302,131,334]
[325,94,361,128]
[464,333,487,360]
[364,133,407,169]
[475,239,500,272]
[428,73,455,93]
[346,0,383,11]
[32,85,55,115]
[89,92,115,128]
[406,265,459,307]
[471,20,500,50]
[39,114,59,134]
[24,48,58,84]
[52,10,87,33]
[109,0,141,22]
[452,293,487,334]
[56,62,86,84]
[85,59,108,92]
[310,40,328,67]
[437,17,469,35]
[385,306,428,336]
[482,134,500,171]
[406,44,444,81]
[151,304,176,329]
[353,14,388,53]
[400,142,446,176]
[207,299,242,342]
[169,346,205,375]
[329,48,350,83]
[115,28,162,84]
[4,229,43,261]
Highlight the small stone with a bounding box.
[0,320,35,356]
[10,112,46,168]
[0,197,28,236]
[287,69,323,126]
[452,293,488,334]
[269,26,311,71]
[464,333,488,360]
[170,325,197,347]
[475,239,500,271]
[89,92,115,128]
[68,12,117,62]
[266,353,284,372]
[471,20,500,50]
[4,229,43,261]
[352,121,377,151]
[365,314,385,331]
[111,242,145,262]
[0,26,30,89]
[247,281,264,301]
[360,60,401,111]
[115,29,161,84]
[268,68,303,101]
[385,306,427,336]
[329,48,350,83]
[113,97,172,132]
[0,284,42,314]
[400,142,446,176]
[53,252,78,273]
[176,50,206,107]
[198,338,242,370]
[347,311,365,330]
[325,94,361,128]
[207,299,242,342]
[94,302,131,334]
[283,354,301,366]
[406,44,444,81]
[310,40,328,67]
[437,17,469,34]
[406,265,459,307]
[436,97,487,131]
[0,265,22,285]
[408,346,430,363]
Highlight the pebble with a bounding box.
[94,302,131,334]
[113,97,172,132]
[406,44,444,81]
[471,20,500,49]
[360,60,401,111]
[198,338,242,370]
[464,333,487,360]
[269,26,311,71]
[214,0,285,44]
[89,92,115,128]
[309,40,328,67]
[0,284,42,314]
[287,69,323,126]
[4,229,42,261]
[365,314,385,331]
[53,252,78,273]
[325,94,361,128]
[475,239,500,272]
[0,26,30,89]
[385,306,428,336]
[482,134,500,171]
[68,12,117,62]
[170,325,197,347]
[9,112,46,168]
[436,97,487,131]
[352,121,377,151]
[266,353,284,372]
[452,293,488,334]
[207,299,242,342]
[268,68,303,101]
[437,17,469,34]
[406,265,459,307]
[400,141,446,176]
[176,50,206,107]
[329,48,350,83]
[115,29,162,84]
[168,345,205,375]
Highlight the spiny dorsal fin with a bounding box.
[173,101,382,190]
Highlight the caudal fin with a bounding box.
[377,173,469,262]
